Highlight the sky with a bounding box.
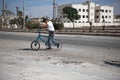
[0,0,120,18]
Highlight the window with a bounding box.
[83,15,85,18]
[109,16,111,18]
[86,9,88,12]
[100,9,104,12]
[105,16,107,18]
[86,15,88,18]
[109,10,111,12]
[102,16,104,18]
[83,9,85,12]
[101,10,104,12]
[96,10,99,12]
[106,10,108,13]
[79,21,81,23]
[96,16,99,18]
[75,21,77,23]
[79,9,81,12]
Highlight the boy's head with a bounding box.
[42,18,49,23]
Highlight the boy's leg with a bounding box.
[48,31,59,49]
[50,32,59,48]
[47,32,52,49]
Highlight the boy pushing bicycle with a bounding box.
[40,18,59,49]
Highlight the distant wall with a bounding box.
[64,22,120,28]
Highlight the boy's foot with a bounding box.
[57,43,60,49]
[47,47,52,49]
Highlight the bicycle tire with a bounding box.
[31,40,40,50]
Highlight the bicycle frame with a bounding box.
[36,32,59,46]
[36,32,48,44]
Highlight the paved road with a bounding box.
[0,31,120,57]
[0,31,120,49]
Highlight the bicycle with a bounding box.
[31,29,62,51]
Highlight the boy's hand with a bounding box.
[39,22,45,27]
[40,23,47,28]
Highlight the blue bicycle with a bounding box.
[31,29,62,50]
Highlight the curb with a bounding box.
[0,29,120,37]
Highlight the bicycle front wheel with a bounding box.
[31,40,40,50]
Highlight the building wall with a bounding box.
[64,23,119,28]
[72,4,88,23]
[100,6,113,23]
[57,1,116,28]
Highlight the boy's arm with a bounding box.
[40,23,48,28]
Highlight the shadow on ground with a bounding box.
[19,48,60,51]
[19,48,48,51]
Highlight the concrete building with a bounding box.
[57,1,118,28]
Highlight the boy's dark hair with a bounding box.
[42,18,49,22]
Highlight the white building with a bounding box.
[57,1,117,28]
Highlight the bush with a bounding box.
[53,23,64,30]
[26,21,39,29]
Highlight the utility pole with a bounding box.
[16,6,19,18]
[23,0,25,29]
[1,0,5,29]
[2,0,5,16]
[53,0,55,22]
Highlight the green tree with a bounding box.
[62,6,80,28]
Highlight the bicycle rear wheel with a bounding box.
[31,40,40,50]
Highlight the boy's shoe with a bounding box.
[47,47,52,49]
[57,43,60,49]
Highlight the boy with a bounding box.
[41,18,59,49]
